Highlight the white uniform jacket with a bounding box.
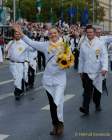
[22,35,67,122]
[78,36,108,93]
[0,46,3,63]
[6,39,32,89]
[99,35,112,45]
[108,43,112,61]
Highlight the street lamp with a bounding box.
[36,0,42,22]
[61,0,63,16]
[76,0,78,22]
[92,0,95,24]
[13,0,16,22]
[18,0,21,19]
[109,0,111,31]
[0,0,3,23]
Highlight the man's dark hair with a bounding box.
[85,24,96,32]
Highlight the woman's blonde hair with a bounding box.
[48,28,58,37]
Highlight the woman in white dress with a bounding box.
[13,25,74,135]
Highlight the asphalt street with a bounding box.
[0,62,112,140]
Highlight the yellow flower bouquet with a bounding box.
[56,41,75,69]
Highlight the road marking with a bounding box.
[0,65,8,69]
[0,80,13,86]
[35,71,44,76]
[0,86,44,101]
[0,134,9,140]
[0,72,44,86]
[41,94,75,110]
[34,86,43,91]
[0,93,13,100]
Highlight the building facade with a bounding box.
[98,0,112,31]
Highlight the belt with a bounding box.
[10,60,24,63]
[24,60,29,63]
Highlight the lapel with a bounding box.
[85,37,97,48]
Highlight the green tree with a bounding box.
[5,0,37,21]
[4,0,105,23]
[20,0,37,21]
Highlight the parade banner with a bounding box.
[81,7,89,26]
[68,7,76,17]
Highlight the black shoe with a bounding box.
[14,88,24,100]
[14,92,24,100]
[25,82,29,91]
[28,85,34,90]
[14,92,20,100]
[50,126,58,135]
[15,95,20,101]
[79,107,89,115]
[19,92,24,97]
[96,106,102,112]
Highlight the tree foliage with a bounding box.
[4,0,105,23]
[5,0,37,21]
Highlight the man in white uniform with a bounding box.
[28,49,37,89]
[0,46,3,63]
[95,28,112,92]
[108,42,112,71]
[5,31,31,100]
[95,28,112,45]
[78,25,108,115]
